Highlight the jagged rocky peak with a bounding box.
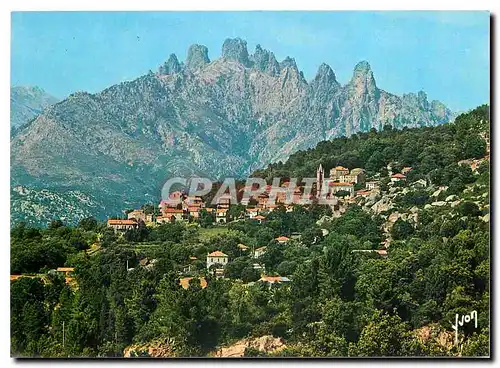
[403,91,429,109]
[252,44,280,75]
[430,100,450,121]
[222,38,252,67]
[185,44,210,70]
[309,63,340,102]
[159,53,182,75]
[349,60,377,93]
[313,63,339,87]
[279,56,298,71]
[417,90,429,109]
[354,60,372,73]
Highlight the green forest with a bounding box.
[10,105,490,357]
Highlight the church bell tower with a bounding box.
[316,164,325,197]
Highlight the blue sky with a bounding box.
[11,11,489,112]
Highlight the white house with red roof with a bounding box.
[246,208,260,219]
[206,251,229,269]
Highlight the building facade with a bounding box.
[107,219,138,232]
[329,182,355,197]
[330,166,349,179]
[206,251,229,269]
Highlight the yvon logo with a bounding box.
[451,310,477,345]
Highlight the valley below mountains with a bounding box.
[11,38,454,226]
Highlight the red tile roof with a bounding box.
[164,208,184,213]
[329,182,354,187]
[275,236,290,242]
[107,219,137,226]
[261,276,282,283]
[259,275,291,283]
[179,277,207,290]
[392,173,406,179]
[254,215,266,220]
[356,190,371,196]
[208,251,228,257]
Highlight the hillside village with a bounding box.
[20,126,489,290]
[104,165,387,283]
[11,121,491,292]
[101,125,490,290]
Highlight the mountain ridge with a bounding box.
[11,37,454,226]
[10,86,59,129]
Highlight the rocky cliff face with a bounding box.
[10,86,59,129]
[11,38,454,225]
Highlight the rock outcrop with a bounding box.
[212,335,286,357]
[222,37,252,67]
[252,44,280,75]
[123,338,177,358]
[159,54,182,75]
[185,44,210,70]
